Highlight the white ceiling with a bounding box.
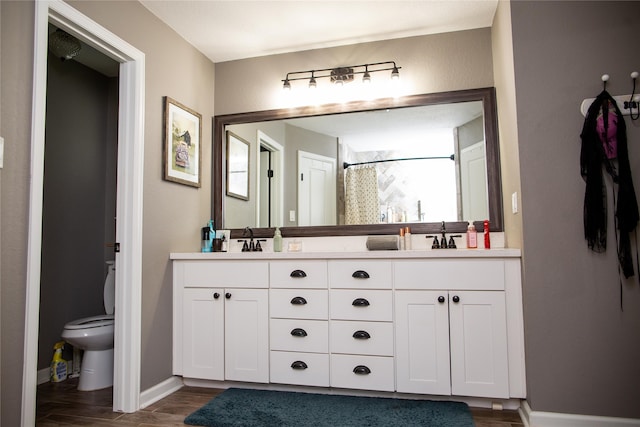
[139,0,499,63]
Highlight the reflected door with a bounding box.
[460,141,487,222]
[297,151,336,226]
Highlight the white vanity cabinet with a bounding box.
[269,261,330,387]
[394,259,521,399]
[173,261,269,384]
[172,251,525,402]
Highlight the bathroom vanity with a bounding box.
[171,248,525,404]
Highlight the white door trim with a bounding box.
[257,131,284,227]
[23,1,145,425]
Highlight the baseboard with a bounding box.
[37,368,50,385]
[521,401,640,427]
[139,376,184,409]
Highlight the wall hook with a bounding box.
[601,74,610,91]
[628,71,639,121]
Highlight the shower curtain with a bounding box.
[345,166,380,225]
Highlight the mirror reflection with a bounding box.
[213,88,503,237]
[224,102,487,229]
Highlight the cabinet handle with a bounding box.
[438,296,445,303]
[290,328,308,337]
[353,365,371,375]
[225,292,232,299]
[213,292,220,299]
[290,296,308,305]
[352,298,370,307]
[290,269,307,278]
[291,361,308,370]
[352,270,370,279]
[352,330,371,339]
[452,295,460,303]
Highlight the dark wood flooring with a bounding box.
[36,378,525,426]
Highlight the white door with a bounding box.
[449,291,509,398]
[257,131,284,228]
[182,288,224,380]
[395,291,451,395]
[297,151,336,226]
[224,288,270,383]
[460,141,488,222]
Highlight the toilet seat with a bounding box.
[64,314,114,330]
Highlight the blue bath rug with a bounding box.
[184,388,475,427]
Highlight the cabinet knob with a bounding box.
[290,328,308,337]
[225,292,232,299]
[291,361,308,370]
[213,292,220,299]
[353,365,371,375]
[290,269,307,278]
[352,298,370,307]
[438,296,445,303]
[352,330,371,339]
[452,295,460,303]
[351,270,370,279]
[290,296,307,305]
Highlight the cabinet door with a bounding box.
[224,288,269,383]
[182,288,224,380]
[395,290,451,395]
[449,291,509,398]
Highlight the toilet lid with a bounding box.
[64,314,114,330]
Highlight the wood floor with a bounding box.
[36,378,525,426]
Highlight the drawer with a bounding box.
[178,261,269,288]
[270,261,328,288]
[270,319,328,353]
[270,289,328,320]
[330,290,393,321]
[330,354,394,392]
[330,321,393,356]
[329,260,392,289]
[270,351,329,387]
[394,260,505,290]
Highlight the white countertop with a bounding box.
[170,248,521,260]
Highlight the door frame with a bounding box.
[23,1,145,424]
[256,131,284,227]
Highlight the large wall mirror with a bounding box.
[213,87,502,238]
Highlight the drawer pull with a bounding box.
[290,296,308,305]
[290,328,308,337]
[352,330,371,339]
[452,295,460,303]
[213,292,220,299]
[353,365,371,375]
[352,298,370,307]
[438,296,445,303]
[352,270,370,279]
[225,292,232,299]
[290,269,307,278]
[291,361,308,370]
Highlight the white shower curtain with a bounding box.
[345,166,380,225]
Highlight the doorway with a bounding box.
[257,131,284,228]
[24,2,145,425]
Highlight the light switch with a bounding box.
[0,136,4,169]
[289,210,296,222]
[511,192,518,214]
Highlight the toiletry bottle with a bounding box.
[50,341,68,383]
[466,224,477,248]
[399,228,405,250]
[201,226,211,252]
[404,226,412,250]
[483,220,491,249]
[273,227,282,252]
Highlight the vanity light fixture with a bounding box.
[281,61,401,90]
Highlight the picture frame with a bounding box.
[163,96,202,188]
[226,132,250,200]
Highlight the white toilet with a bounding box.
[61,261,115,391]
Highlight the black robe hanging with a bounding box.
[580,90,639,278]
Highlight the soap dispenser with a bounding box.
[273,227,283,252]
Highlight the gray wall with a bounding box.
[512,1,640,418]
[38,52,117,369]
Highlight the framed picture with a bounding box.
[163,96,202,187]
[226,132,250,200]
